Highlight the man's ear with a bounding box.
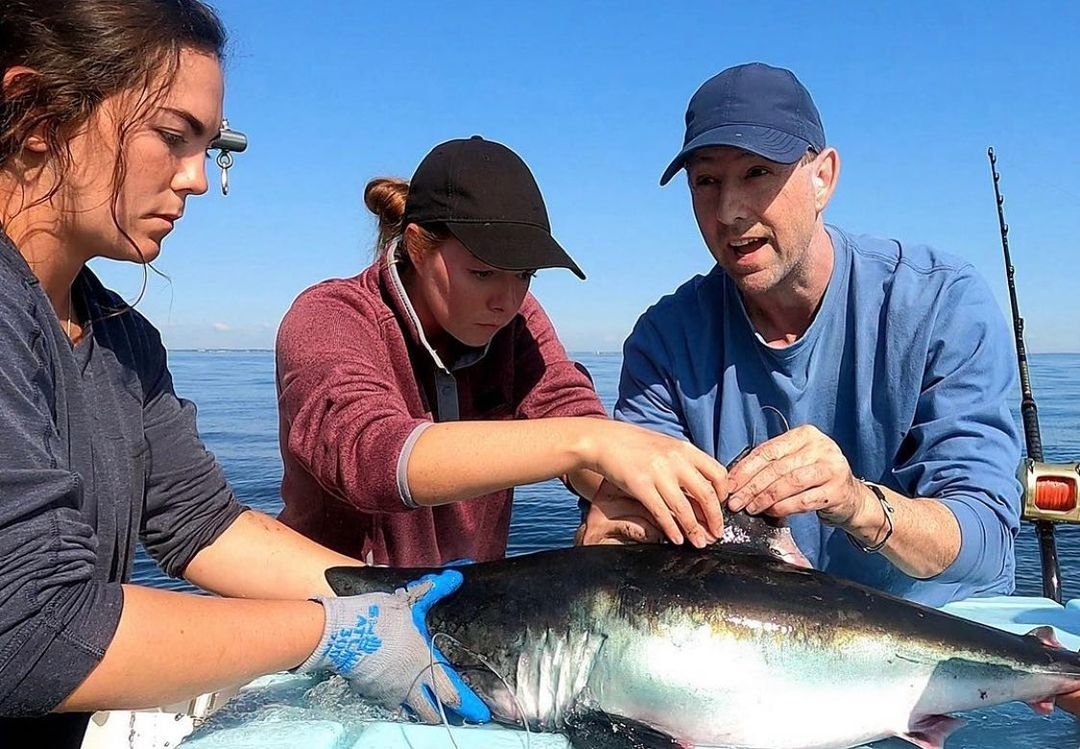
[2,66,48,154]
[812,147,840,213]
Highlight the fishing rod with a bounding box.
[988,147,1080,604]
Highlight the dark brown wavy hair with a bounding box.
[1,0,227,190]
[2,0,223,261]
[0,0,227,307]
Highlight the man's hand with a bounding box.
[588,421,729,547]
[725,425,869,528]
[725,425,963,578]
[297,570,491,724]
[575,480,666,546]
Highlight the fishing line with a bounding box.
[760,405,791,436]
[400,653,462,749]
[419,631,533,749]
[743,407,794,455]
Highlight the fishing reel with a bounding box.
[208,118,248,196]
[1020,459,1080,524]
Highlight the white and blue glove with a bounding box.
[296,569,491,724]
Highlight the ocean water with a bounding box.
[138,350,1080,747]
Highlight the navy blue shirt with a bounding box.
[0,232,245,723]
[616,226,1022,606]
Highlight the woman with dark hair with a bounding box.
[276,136,732,568]
[0,2,489,745]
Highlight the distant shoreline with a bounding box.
[171,348,627,355]
[171,348,1080,356]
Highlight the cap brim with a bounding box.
[659,124,812,185]
[445,222,586,280]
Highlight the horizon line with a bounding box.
[169,348,1080,356]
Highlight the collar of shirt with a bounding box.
[728,224,850,359]
[379,236,492,375]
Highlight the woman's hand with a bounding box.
[585,421,729,547]
[298,570,490,724]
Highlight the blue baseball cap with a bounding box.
[660,62,826,186]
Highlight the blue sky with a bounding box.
[91,1,1080,353]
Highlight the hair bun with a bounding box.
[364,177,408,228]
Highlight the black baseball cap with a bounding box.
[660,62,826,186]
[402,136,585,280]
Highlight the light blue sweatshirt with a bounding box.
[615,225,1022,606]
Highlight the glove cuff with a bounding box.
[292,596,339,674]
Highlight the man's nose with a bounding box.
[715,186,746,226]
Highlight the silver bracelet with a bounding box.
[847,480,895,554]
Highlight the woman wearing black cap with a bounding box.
[276,136,732,567]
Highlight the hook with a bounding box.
[208,118,247,196]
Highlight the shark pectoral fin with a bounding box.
[1022,626,1067,713]
[900,714,965,749]
[1025,625,1063,649]
[565,711,689,749]
[1021,624,1067,713]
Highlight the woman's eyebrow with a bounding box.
[161,107,209,138]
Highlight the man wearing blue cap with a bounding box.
[586,62,1024,608]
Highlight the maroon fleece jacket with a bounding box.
[275,258,606,566]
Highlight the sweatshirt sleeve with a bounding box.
[895,269,1022,590]
[514,296,607,421]
[137,321,246,578]
[0,305,123,716]
[276,285,429,514]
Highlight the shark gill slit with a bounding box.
[429,631,534,748]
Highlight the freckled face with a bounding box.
[409,236,535,348]
[55,47,224,264]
